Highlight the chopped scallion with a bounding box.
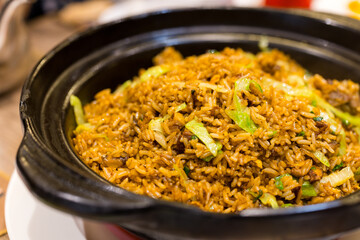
[332,162,344,172]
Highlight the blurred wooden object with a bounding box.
[58,0,113,27]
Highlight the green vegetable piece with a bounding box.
[173,164,188,180]
[203,155,214,162]
[70,95,85,126]
[140,65,169,82]
[259,36,270,52]
[311,99,317,107]
[332,162,344,172]
[149,118,167,149]
[207,49,219,54]
[248,189,263,203]
[310,166,316,170]
[190,135,197,140]
[301,181,317,197]
[339,130,347,156]
[236,78,263,94]
[114,80,132,94]
[269,130,277,138]
[226,109,257,134]
[354,167,360,176]
[75,123,94,133]
[314,151,330,167]
[185,119,220,156]
[342,119,350,126]
[281,203,294,208]
[175,103,187,112]
[316,96,360,128]
[253,190,263,203]
[259,193,279,209]
[313,116,323,121]
[183,166,190,176]
[274,173,291,190]
[297,131,306,137]
[320,166,354,187]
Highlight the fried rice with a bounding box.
[72,46,360,213]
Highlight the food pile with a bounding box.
[72,46,360,213]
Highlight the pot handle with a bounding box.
[16,130,154,217]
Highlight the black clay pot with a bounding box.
[17,8,360,240]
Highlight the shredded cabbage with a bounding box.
[185,119,220,156]
[140,65,169,82]
[314,151,330,167]
[321,166,354,187]
[70,95,86,126]
[149,118,167,149]
[259,193,278,209]
[301,181,317,197]
[114,80,132,94]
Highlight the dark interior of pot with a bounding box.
[17,8,360,240]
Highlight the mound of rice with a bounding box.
[72,47,360,213]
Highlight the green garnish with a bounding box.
[297,131,306,137]
[310,166,316,170]
[311,99,317,107]
[226,109,257,134]
[225,78,259,134]
[175,103,187,112]
[301,181,317,197]
[183,166,190,176]
[185,119,221,156]
[114,80,131,94]
[190,135,197,140]
[342,119,350,126]
[321,166,354,187]
[70,95,86,125]
[274,173,291,190]
[248,190,263,203]
[149,118,167,149]
[236,77,263,93]
[259,193,279,209]
[203,155,214,162]
[313,116,323,121]
[140,65,169,82]
[339,130,347,156]
[314,151,330,167]
[332,162,344,172]
[310,111,315,114]
[207,49,219,54]
[259,36,270,52]
[281,203,294,208]
[269,130,277,138]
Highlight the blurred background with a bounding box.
[0,0,359,239]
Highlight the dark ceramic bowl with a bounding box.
[17,8,360,240]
